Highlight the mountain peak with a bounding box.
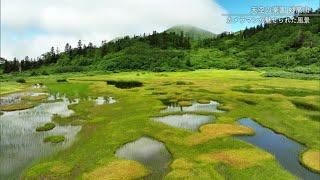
[165,25,215,40]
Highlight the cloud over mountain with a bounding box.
[1,0,229,59]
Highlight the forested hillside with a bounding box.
[198,14,320,69]
[2,10,319,75]
[165,25,216,40]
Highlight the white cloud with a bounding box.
[1,0,229,59]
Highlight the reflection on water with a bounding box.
[236,118,320,180]
[95,97,116,105]
[115,137,171,180]
[161,101,223,113]
[0,97,81,179]
[153,114,213,131]
[0,92,49,105]
[32,84,46,89]
[0,92,26,105]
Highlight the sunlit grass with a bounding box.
[13,69,318,179]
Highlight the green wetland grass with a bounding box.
[43,135,65,143]
[0,69,319,179]
[36,123,56,132]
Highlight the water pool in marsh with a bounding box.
[0,92,48,105]
[94,96,116,105]
[161,101,223,113]
[115,137,172,180]
[153,114,214,131]
[0,96,81,179]
[236,118,320,180]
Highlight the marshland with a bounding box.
[0,69,319,179]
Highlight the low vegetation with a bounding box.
[1,69,315,179]
[43,135,65,143]
[301,150,320,173]
[197,148,274,168]
[36,123,56,132]
[24,161,73,179]
[22,94,48,102]
[186,124,254,145]
[263,70,320,80]
[291,100,320,111]
[53,115,85,126]
[83,160,149,180]
[232,85,320,97]
[16,78,26,83]
[0,102,34,111]
[178,101,192,107]
[236,98,257,105]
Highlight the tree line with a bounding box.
[3,31,191,73]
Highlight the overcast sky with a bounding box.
[1,0,318,60]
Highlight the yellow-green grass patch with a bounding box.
[21,94,48,102]
[301,150,320,173]
[166,158,223,179]
[0,82,27,95]
[170,158,194,170]
[178,101,192,107]
[0,102,34,111]
[83,160,149,180]
[197,99,211,104]
[23,161,73,179]
[43,135,65,143]
[197,148,274,168]
[186,124,254,145]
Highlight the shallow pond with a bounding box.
[153,114,214,131]
[94,96,116,105]
[0,92,49,105]
[161,101,223,113]
[106,80,143,89]
[0,97,81,179]
[236,118,320,180]
[115,137,171,180]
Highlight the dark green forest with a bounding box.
[2,10,320,76]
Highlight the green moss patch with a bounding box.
[197,99,211,104]
[178,101,192,107]
[36,123,56,132]
[22,94,48,102]
[0,102,34,111]
[53,115,85,125]
[43,135,65,143]
[24,161,73,179]
[232,86,319,97]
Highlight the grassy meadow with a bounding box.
[1,69,319,179]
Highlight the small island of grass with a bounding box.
[0,103,34,111]
[178,101,192,107]
[36,123,56,132]
[43,135,65,143]
[301,150,320,173]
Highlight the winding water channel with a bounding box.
[236,118,320,180]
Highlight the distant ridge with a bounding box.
[165,25,216,40]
